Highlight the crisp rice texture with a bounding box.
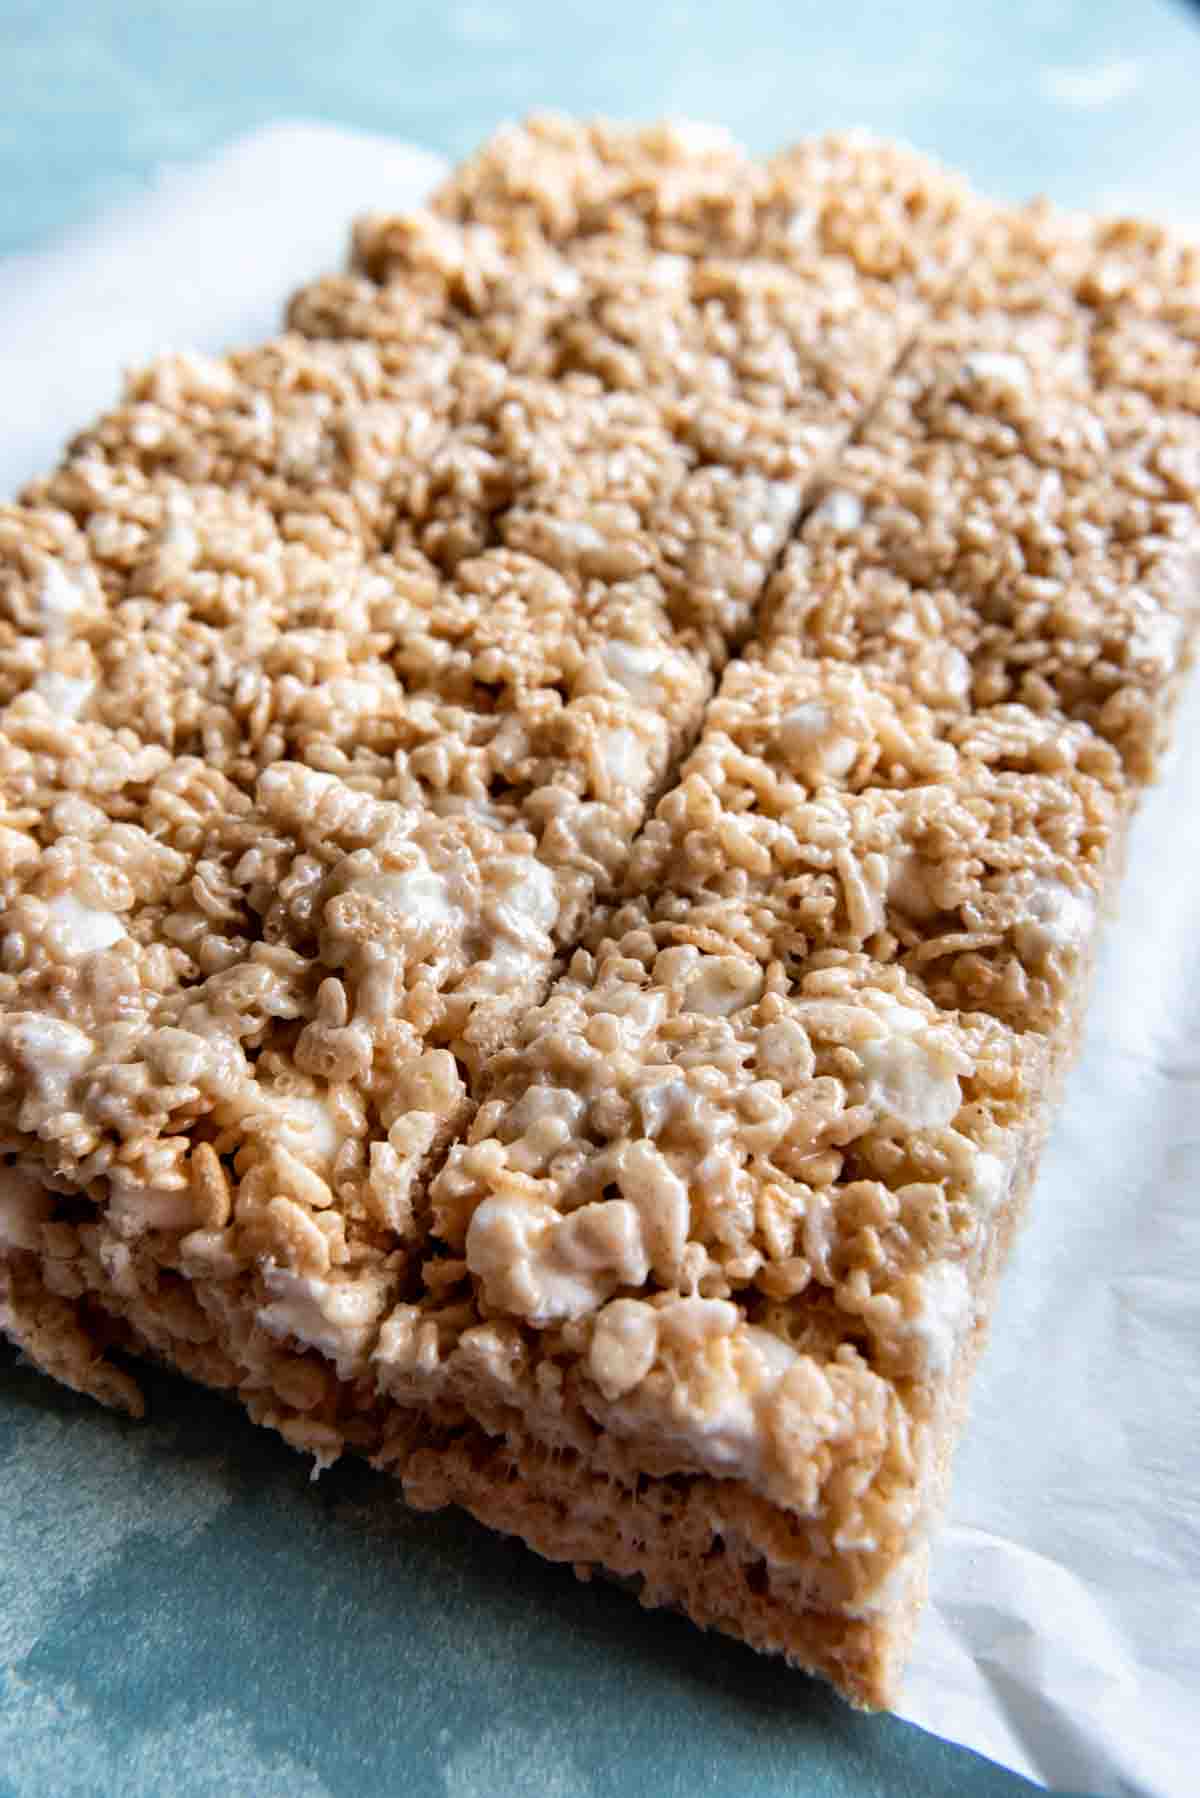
[2,116,1198,1709]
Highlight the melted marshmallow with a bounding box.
[857,1003,962,1131]
[44,892,127,956]
[10,1015,94,1111]
[915,644,971,706]
[685,955,764,1017]
[809,489,864,532]
[887,847,940,920]
[787,207,815,245]
[778,703,858,781]
[600,727,651,792]
[322,677,387,715]
[1129,608,1184,675]
[462,857,560,993]
[494,860,558,969]
[38,563,87,639]
[1013,880,1094,963]
[365,865,456,934]
[466,1196,649,1326]
[649,253,691,291]
[634,1073,692,1139]
[509,857,558,934]
[755,1015,816,1082]
[602,1302,800,1477]
[899,1262,973,1379]
[588,1298,660,1400]
[659,1376,761,1469]
[959,351,1032,397]
[33,672,94,719]
[108,1176,197,1234]
[603,640,663,704]
[257,1267,387,1376]
[965,1149,1011,1215]
[272,1093,342,1165]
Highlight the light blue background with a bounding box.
[3,0,1200,257]
[4,4,1199,1795]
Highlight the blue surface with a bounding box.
[3,0,1200,257]
[0,1352,1047,1798]
[4,3,1200,1795]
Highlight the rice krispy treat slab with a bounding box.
[321,217,913,486]
[286,242,835,658]
[0,547,708,1455]
[426,115,976,277]
[3,120,1198,1714]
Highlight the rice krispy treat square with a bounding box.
[428,115,775,254]
[370,892,1038,1703]
[26,334,468,556]
[0,730,414,1447]
[32,324,789,639]
[0,506,710,930]
[1,339,727,903]
[418,894,1033,1341]
[317,211,917,476]
[23,321,804,672]
[950,198,1200,413]
[0,326,723,1438]
[26,334,695,577]
[290,122,984,650]
[306,549,710,905]
[0,720,592,1176]
[289,245,871,652]
[761,129,981,295]
[766,335,1200,777]
[0,714,584,1452]
[448,367,807,652]
[627,645,1125,1037]
[429,116,979,286]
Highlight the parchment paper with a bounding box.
[1,123,1196,1797]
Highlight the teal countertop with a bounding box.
[3,0,1200,258]
[1,1355,1040,1798]
[3,4,1199,1796]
